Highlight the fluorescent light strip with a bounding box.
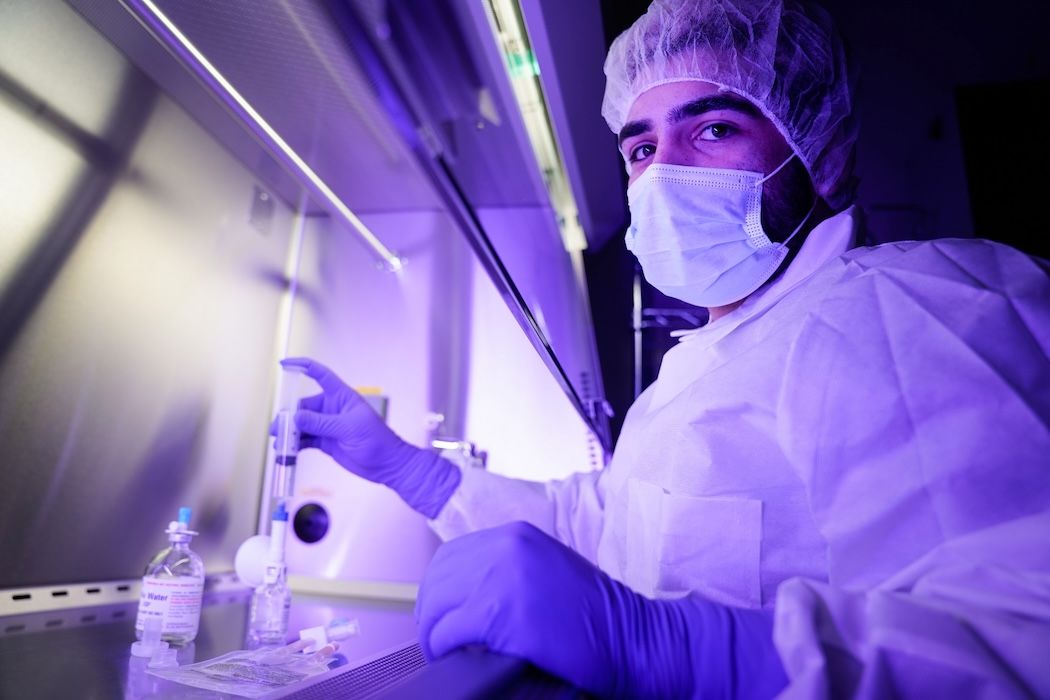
[136,0,401,270]
[485,0,587,253]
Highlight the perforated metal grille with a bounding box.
[283,642,427,699]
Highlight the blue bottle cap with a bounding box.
[178,506,192,525]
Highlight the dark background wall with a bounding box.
[585,0,1050,445]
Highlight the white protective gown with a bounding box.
[430,207,1050,698]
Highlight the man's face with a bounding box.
[619,80,813,240]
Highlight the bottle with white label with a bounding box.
[134,506,205,646]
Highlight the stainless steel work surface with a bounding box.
[0,589,419,699]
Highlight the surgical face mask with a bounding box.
[625,156,811,308]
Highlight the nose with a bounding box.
[652,139,691,167]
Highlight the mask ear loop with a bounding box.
[783,199,818,246]
[756,153,797,185]
[756,152,817,246]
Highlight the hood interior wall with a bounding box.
[8,0,613,587]
[67,0,308,213]
[0,1,300,588]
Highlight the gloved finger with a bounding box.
[414,534,493,633]
[298,393,325,412]
[269,415,279,437]
[415,562,472,642]
[282,357,349,396]
[298,435,320,450]
[421,605,488,661]
[293,409,346,438]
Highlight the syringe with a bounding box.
[273,408,300,504]
[272,364,306,508]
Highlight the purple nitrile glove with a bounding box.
[415,521,788,699]
[275,357,461,519]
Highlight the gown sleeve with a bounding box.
[773,239,1050,697]
[428,463,608,564]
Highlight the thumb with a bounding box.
[293,409,345,439]
[424,605,486,661]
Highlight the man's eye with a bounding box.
[628,143,655,163]
[697,123,733,141]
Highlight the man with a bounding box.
[280,0,1050,696]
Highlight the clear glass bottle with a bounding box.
[248,571,291,644]
[135,506,205,646]
[248,503,291,644]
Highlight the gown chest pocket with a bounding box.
[625,477,763,608]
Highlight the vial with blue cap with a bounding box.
[134,506,205,646]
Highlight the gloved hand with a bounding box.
[276,357,460,519]
[416,521,788,699]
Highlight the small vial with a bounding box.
[135,507,205,646]
[248,577,291,645]
[248,503,291,644]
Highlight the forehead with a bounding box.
[625,80,759,124]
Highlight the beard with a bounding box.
[760,156,817,242]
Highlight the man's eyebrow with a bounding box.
[617,94,761,148]
[669,94,760,123]
[618,119,652,148]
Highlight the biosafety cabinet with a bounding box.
[0,0,626,622]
